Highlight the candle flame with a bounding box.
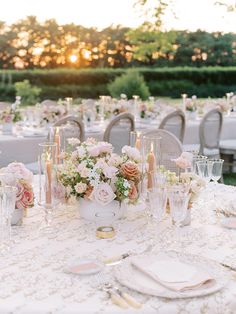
[55,127,60,135]
[45,151,51,161]
[150,142,154,152]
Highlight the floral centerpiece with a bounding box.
[57,138,142,220]
[41,103,67,124]
[0,105,22,124]
[0,162,34,225]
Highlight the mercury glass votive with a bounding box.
[95,212,116,239]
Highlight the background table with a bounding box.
[0,181,236,313]
[0,115,236,166]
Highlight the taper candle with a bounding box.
[147,142,156,189]
[45,152,52,205]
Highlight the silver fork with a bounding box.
[96,272,142,309]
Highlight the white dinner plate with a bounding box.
[115,251,230,299]
[66,258,104,275]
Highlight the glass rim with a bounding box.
[0,185,17,192]
[95,212,116,218]
[39,142,57,148]
[142,135,162,141]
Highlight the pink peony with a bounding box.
[3,162,33,184]
[15,179,34,210]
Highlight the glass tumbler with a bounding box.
[0,186,17,252]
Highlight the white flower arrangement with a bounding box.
[57,139,142,205]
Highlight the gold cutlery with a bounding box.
[96,273,142,309]
[103,244,153,266]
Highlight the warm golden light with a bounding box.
[69,54,78,63]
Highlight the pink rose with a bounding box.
[121,161,140,181]
[97,142,113,154]
[172,152,193,170]
[128,182,138,201]
[89,183,116,205]
[87,145,100,157]
[15,179,34,210]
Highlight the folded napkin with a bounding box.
[131,257,214,292]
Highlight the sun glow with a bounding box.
[69,55,78,63]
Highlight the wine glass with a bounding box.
[168,184,190,251]
[210,159,224,184]
[196,160,213,183]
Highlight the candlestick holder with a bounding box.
[38,142,58,231]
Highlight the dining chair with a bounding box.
[220,139,236,173]
[199,108,223,158]
[103,112,135,153]
[40,99,58,107]
[158,109,186,143]
[144,129,183,173]
[54,115,85,142]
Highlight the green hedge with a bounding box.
[0,67,236,101]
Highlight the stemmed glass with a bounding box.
[210,159,224,184]
[196,160,213,183]
[168,184,190,252]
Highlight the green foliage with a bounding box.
[0,67,235,100]
[14,80,41,106]
[108,70,150,99]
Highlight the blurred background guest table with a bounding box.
[1,115,236,167]
[0,179,236,313]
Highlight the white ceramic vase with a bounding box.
[2,123,13,134]
[78,199,125,221]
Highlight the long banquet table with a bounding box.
[1,180,236,313]
[0,115,236,166]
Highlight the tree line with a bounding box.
[0,16,235,69]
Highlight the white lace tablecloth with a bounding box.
[1,182,236,314]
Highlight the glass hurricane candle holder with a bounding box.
[38,142,59,229]
[130,131,142,151]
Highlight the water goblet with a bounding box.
[210,159,224,184]
[168,184,190,251]
[196,160,213,183]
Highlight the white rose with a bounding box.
[77,162,90,178]
[108,153,123,167]
[77,146,86,159]
[89,183,116,205]
[75,182,87,194]
[122,145,141,162]
[67,138,80,146]
[103,165,118,179]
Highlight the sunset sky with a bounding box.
[0,0,235,32]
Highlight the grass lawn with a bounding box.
[223,173,236,186]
